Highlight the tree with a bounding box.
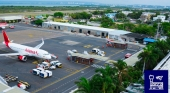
[70,12,92,19]
[34,19,44,26]
[137,45,159,70]
[126,66,142,83]
[124,23,135,31]
[54,12,64,18]
[164,13,169,20]
[113,60,128,92]
[161,22,170,35]
[104,9,113,13]
[115,13,126,19]
[75,77,99,93]
[101,17,113,28]
[95,65,116,93]
[92,10,104,15]
[153,40,170,57]
[124,8,130,11]
[127,11,142,19]
[132,24,156,36]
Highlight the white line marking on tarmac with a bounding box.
[61,75,94,93]
[47,68,95,93]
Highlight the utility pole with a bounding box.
[156,23,160,40]
[142,61,145,73]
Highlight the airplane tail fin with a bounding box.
[2,30,10,47]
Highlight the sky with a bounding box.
[2,0,170,6]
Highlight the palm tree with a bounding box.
[95,65,116,93]
[126,66,142,83]
[113,60,128,92]
[154,40,170,56]
[75,77,100,93]
[138,45,159,71]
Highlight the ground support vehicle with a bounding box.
[90,48,105,56]
[32,67,44,75]
[37,60,62,69]
[3,74,18,82]
[32,67,52,78]
[50,60,62,68]
[17,80,31,90]
[37,62,56,70]
[39,70,52,78]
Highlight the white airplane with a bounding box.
[0,30,57,61]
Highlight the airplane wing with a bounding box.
[0,53,20,56]
[34,38,44,49]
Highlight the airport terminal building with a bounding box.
[42,22,131,39]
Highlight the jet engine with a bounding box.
[18,55,27,61]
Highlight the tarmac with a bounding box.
[0,24,140,93]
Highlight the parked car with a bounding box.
[125,53,132,58]
[9,25,15,29]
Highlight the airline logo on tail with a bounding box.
[2,30,10,48]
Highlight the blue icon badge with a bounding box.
[144,70,168,93]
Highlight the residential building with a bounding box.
[140,13,150,22]
[122,11,133,16]
[140,12,156,22]
[105,13,117,21]
[90,15,102,19]
[153,15,166,22]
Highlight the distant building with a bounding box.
[153,15,167,22]
[142,12,156,16]
[35,15,44,19]
[122,33,150,44]
[105,13,117,21]
[140,13,151,22]
[122,11,133,16]
[0,15,24,23]
[90,15,102,19]
[63,16,72,20]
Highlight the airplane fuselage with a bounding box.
[8,43,51,59]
